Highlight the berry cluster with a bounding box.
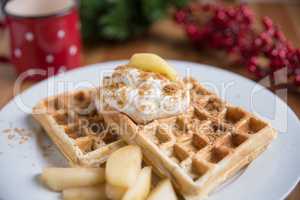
[174,3,300,89]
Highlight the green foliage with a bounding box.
[79,0,189,42]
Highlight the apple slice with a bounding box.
[41,168,105,191]
[128,53,177,80]
[106,183,127,200]
[106,145,142,188]
[147,179,177,200]
[122,167,152,200]
[62,185,107,200]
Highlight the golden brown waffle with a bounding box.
[32,88,125,167]
[103,78,277,200]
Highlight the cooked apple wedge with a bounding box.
[63,185,107,200]
[41,168,105,191]
[106,145,142,188]
[128,53,177,80]
[106,183,127,200]
[147,179,177,200]
[122,167,152,200]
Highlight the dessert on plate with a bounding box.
[33,53,277,199]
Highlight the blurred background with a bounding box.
[0,0,299,198]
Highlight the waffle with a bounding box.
[32,88,125,167]
[102,78,277,199]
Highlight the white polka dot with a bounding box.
[57,30,65,39]
[25,32,34,41]
[58,66,67,74]
[69,45,77,56]
[46,54,54,63]
[14,48,22,58]
[76,22,81,30]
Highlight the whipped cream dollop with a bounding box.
[100,66,190,124]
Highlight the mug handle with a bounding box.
[0,17,10,63]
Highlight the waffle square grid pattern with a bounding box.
[32,89,125,167]
[48,90,119,152]
[142,101,267,181]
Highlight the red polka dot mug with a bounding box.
[1,0,81,80]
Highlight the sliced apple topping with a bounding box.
[128,53,177,81]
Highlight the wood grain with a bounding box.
[0,2,298,199]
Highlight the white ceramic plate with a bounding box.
[0,61,299,200]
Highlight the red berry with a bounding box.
[295,75,300,86]
[262,17,273,30]
[278,49,287,59]
[260,32,273,46]
[271,49,278,57]
[175,10,188,23]
[247,64,257,73]
[186,24,201,41]
[275,30,286,42]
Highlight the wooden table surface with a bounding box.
[0,2,299,199]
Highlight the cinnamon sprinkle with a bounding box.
[163,83,181,96]
[2,126,33,145]
[138,83,152,96]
